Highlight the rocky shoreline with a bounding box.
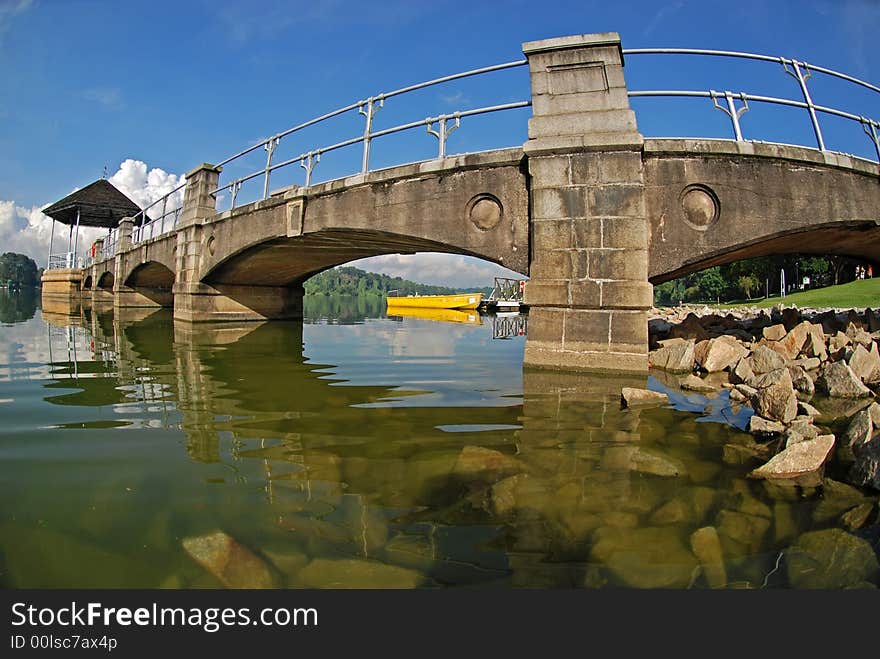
[626,304,880,495]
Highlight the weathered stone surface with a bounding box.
[784,420,820,447]
[816,362,874,398]
[798,400,821,417]
[601,446,687,477]
[182,531,277,588]
[680,374,716,393]
[788,365,815,398]
[841,502,874,531]
[848,343,880,384]
[729,388,747,402]
[786,529,879,589]
[620,387,668,408]
[649,339,695,373]
[716,509,771,555]
[844,409,874,452]
[762,324,787,341]
[751,368,798,424]
[792,357,821,371]
[749,345,788,375]
[870,402,880,427]
[849,435,880,491]
[695,335,748,373]
[667,314,710,342]
[590,526,699,588]
[778,321,811,359]
[748,434,835,486]
[490,474,527,516]
[690,526,727,589]
[730,357,756,386]
[748,415,785,436]
[297,558,424,588]
[452,446,522,483]
[804,325,828,361]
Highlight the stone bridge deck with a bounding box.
[48,32,879,374]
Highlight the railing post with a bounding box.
[262,137,279,199]
[178,163,222,228]
[359,96,383,173]
[522,33,651,373]
[788,60,826,152]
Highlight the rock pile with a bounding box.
[645,305,880,493]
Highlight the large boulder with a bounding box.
[750,368,799,424]
[649,339,695,373]
[748,434,836,487]
[762,324,787,341]
[849,435,880,491]
[848,343,880,384]
[601,446,687,478]
[788,365,815,398]
[816,362,874,398]
[695,336,748,373]
[452,446,522,484]
[786,529,879,588]
[774,321,813,360]
[748,345,787,375]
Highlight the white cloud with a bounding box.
[81,87,124,110]
[0,159,184,266]
[348,252,525,289]
[0,0,32,42]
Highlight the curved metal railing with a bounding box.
[125,47,878,249]
[622,48,880,159]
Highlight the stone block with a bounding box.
[531,87,632,117]
[610,311,649,352]
[588,248,648,281]
[597,152,643,183]
[523,280,569,306]
[572,218,602,249]
[563,309,612,353]
[569,280,601,307]
[532,219,572,250]
[570,153,602,185]
[589,184,644,217]
[601,280,653,308]
[528,156,571,187]
[528,110,639,139]
[602,217,648,249]
[525,308,566,345]
[529,249,573,280]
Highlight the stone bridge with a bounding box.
[71,33,879,373]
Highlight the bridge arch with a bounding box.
[97,271,114,291]
[81,274,93,291]
[125,261,175,290]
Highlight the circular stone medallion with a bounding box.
[467,194,503,231]
[679,184,720,231]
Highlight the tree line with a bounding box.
[653,254,865,305]
[304,266,491,298]
[0,253,40,288]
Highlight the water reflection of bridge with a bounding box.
[34,303,780,588]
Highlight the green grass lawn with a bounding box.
[717,278,880,309]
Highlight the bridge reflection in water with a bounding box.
[0,297,853,589]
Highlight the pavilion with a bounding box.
[41,179,144,270]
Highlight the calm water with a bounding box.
[1,289,876,589]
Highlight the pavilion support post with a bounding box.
[522,33,651,373]
[73,209,81,268]
[47,218,55,269]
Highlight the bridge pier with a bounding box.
[522,33,652,372]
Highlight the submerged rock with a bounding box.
[620,387,669,408]
[786,529,879,589]
[297,558,424,588]
[182,531,277,589]
[452,446,522,484]
[680,374,717,393]
[601,446,687,477]
[589,526,699,588]
[690,526,727,589]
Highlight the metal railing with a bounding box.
[47,252,84,270]
[210,59,530,212]
[622,48,880,161]
[120,46,878,249]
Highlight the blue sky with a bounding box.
[1,0,877,286]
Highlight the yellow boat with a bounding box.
[388,306,483,325]
[386,292,483,310]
